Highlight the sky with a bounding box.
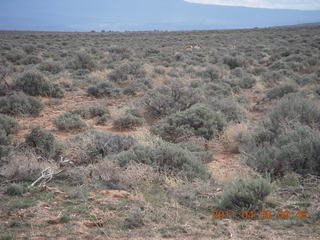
[185,0,320,10]
[0,0,319,31]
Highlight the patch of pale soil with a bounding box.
[208,152,258,184]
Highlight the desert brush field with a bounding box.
[0,26,320,239]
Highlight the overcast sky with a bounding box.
[185,0,320,10]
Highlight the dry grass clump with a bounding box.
[221,123,249,153]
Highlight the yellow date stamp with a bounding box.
[211,209,309,220]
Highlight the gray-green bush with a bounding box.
[16,71,64,98]
[54,112,87,131]
[151,104,226,142]
[0,92,43,116]
[217,178,272,214]
[115,143,211,180]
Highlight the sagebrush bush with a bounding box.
[266,83,297,100]
[218,178,272,213]
[68,52,96,71]
[208,97,246,123]
[70,130,136,163]
[16,71,64,98]
[21,55,41,65]
[0,114,19,135]
[0,114,19,160]
[39,61,62,74]
[113,113,144,130]
[25,126,62,159]
[54,112,87,131]
[0,92,43,116]
[144,82,202,118]
[115,143,211,180]
[5,183,26,196]
[223,56,246,69]
[87,82,121,98]
[151,104,226,142]
[243,124,320,176]
[265,94,320,132]
[108,62,145,83]
[199,65,222,82]
[69,105,109,119]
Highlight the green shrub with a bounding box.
[266,84,297,100]
[208,97,246,123]
[22,45,36,54]
[16,71,64,98]
[217,178,272,214]
[39,61,62,74]
[0,114,19,135]
[69,105,109,119]
[113,113,144,130]
[151,104,226,142]
[115,143,211,180]
[223,56,246,69]
[54,112,87,131]
[244,124,320,176]
[70,130,136,163]
[96,114,110,125]
[0,114,19,160]
[68,52,96,71]
[144,83,202,118]
[6,50,24,63]
[5,183,26,196]
[108,63,145,83]
[0,92,43,116]
[25,126,62,159]
[87,82,121,98]
[238,76,256,89]
[21,56,41,65]
[266,94,320,132]
[199,65,222,82]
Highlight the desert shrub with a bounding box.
[238,76,256,89]
[113,113,144,130]
[25,126,62,159]
[5,183,27,196]
[0,114,19,160]
[243,124,320,176]
[108,62,145,83]
[108,46,131,60]
[70,130,136,163]
[0,114,19,135]
[39,61,62,74]
[266,83,297,100]
[54,112,87,131]
[217,178,272,214]
[0,92,43,116]
[203,82,233,97]
[22,44,36,54]
[15,71,64,98]
[6,50,24,63]
[68,52,96,71]
[199,65,222,82]
[87,82,121,98]
[223,56,246,69]
[265,94,320,132]
[123,78,153,96]
[144,82,202,118]
[69,105,109,119]
[208,97,246,123]
[96,114,110,125]
[151,104,226,142]
[261,71,284,86]
[21,55,41,65]
[115,143,211,180]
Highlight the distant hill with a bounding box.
[1,0,320,31]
